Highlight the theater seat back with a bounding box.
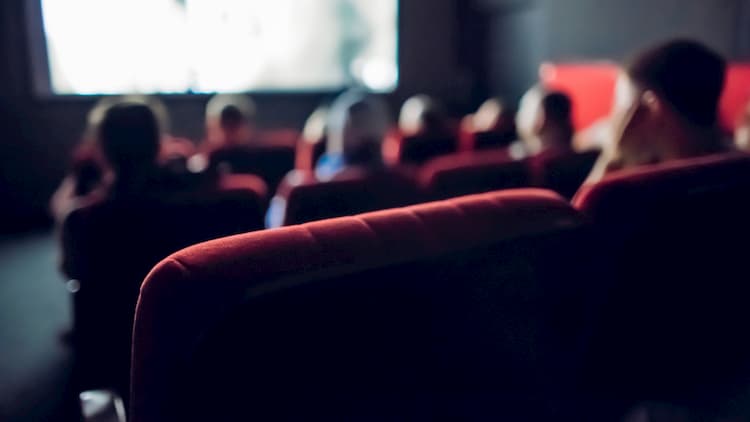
[530,150,600,199]
[398,133,457,165]
[471,130,517,150]
[420,151,530,200]
[209,144,296,191]
[62,184,265,397]
[131,190,598,421]
[295,136,326,171]
[574,153,750,401]
[280,169,420,226]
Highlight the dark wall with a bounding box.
[0,0,463,233]
[483,0,750,101]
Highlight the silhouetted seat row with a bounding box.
[272,149,598,227]
[222,128,532,190]
[131,189,594,421]
[61,175,267,397]
[574,152,750,404]
[128,151,750,421]
[208,131,298,192]
[274,168,420,227]
[61,147,598,399]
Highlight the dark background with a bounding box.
[1,0,749,233]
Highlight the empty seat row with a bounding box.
[130,151,750,421]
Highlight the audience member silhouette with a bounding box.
[587,39,729,182]
[204,94,258,149]
[391,94,456,164]
[466,97,517,149]
[52,101,204,222]
[315,91,391,181]
[512,85,574,159]
[398,95,448,137]
[296,105,330,171]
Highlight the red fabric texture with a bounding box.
[572,152,750,396]
[276,168,420,226]
[574,152,750,216]
[419,150,530,200]
[130,188,582,422]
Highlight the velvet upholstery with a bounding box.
[274,168,421,226]
[130,189,598,421]
[574,152,750,403]
[419,150,530,200]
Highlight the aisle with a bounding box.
[0,232,77,421]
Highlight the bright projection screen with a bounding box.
[33,0,399,95]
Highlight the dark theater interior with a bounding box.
[2,0,750,420]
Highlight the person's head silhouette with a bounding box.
[205,94,258,147]
[99,102,161,181]
[607,39,727,170]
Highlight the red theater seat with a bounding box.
[574,152,750,402]
[61,178,266,399]
[419,150,530,200]
[208,131,298,191]
[131,189,596,421]
[459,130,517,152]
[271,168,421,226]
[529,150,600,199]
[294,136,326,171]
[385,131,458,165]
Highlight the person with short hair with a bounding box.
[588,39,729,182]
[204,94,258,148]
[399,94,447,137]
[51,100,202,222]
[514,85,574,158]
[315,90,391,181]
[462,97,517,150]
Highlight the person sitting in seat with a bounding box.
[587,39,729,182]
[462,97,517,150]
[315,91,391,181]
[204,94,258,149]
[734,101,750,151]
[296,104,330,171]
[392,95,456,164]
[399,95,448,137]
[265,92,394,228]
[51,101,205,222]
[512,85,574,159]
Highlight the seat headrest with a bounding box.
[147,189,578,290]
[574,152,750,215]
[131,188,583,421]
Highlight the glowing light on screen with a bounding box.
[39,0,398,94]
